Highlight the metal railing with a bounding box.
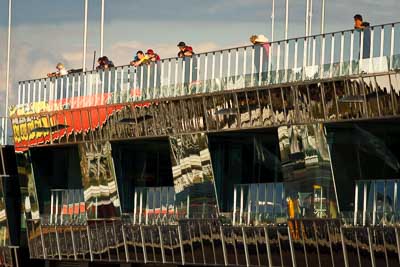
[132,186,176,225]
[16,22,400,112]
[232,183,286,225]
[0,117,12,146]
[352,179,400,226]
[43,189,86,226]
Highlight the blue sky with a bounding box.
[0,0,399,113]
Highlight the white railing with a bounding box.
[16,22,400,111]
[0,117,12,146]
[232,183,286,226]
[353,179,400,226]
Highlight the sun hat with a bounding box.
[254,34,269,43]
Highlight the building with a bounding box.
[4,21,400,266]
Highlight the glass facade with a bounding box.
[10,118,400,266]
[326,119,400,223]
[112,139,174,213]
[209,130,282,213]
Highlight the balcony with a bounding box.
[15,22,400,113]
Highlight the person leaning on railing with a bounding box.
[47,63,68,78]
[177,41,194,58]
[131,49,160,67]
[250,34,270,83]
[354,14,371,60]
[177,41,198,90]
[96,56,115,70]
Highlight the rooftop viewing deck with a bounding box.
[15,22,400,114]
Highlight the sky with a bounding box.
[0,0,399,115]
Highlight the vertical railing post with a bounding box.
[133,189,137,224]
[219,52,223,90]
[284,40,289,82]
[227,50,232,88]
[239,186,244,225]
[251,47,255,86]
[390,24,395,70]
[320,35,326,79]
[276,42,281,82]
[211,52,216,91]
[17,83,21,105]
[350,30,355,74]
[354,182,359,225]
[303,37,308,80]
[204,54,209,93]
[360,30,364,72]
[380,26,385,58]
[233,186,237,226]
[362,182,367,226]
[167,59,172,96]
[339,32,345,75]
[369,27,375,72]
[372,181,377,225]
[330,34,335,78]
[294,39,298,81]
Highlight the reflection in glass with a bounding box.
[232,183,286,225]
[169,133,219,219]
[279,124,338,219]
[79,142,121,219]
[16,151,40,221]
[0,178,9,248]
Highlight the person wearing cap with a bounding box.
[177,41,197,88]
[96,56,114,70]
[354,14,371,59]
[146,49,161,62]
[250,34,270,83]
[47,63,68,77]
[177,41,195,58]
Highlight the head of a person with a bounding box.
[354,14,363,28]
[249,35,258,45]
[146,49,155,56]
[56,63,64,70]
[253,34,269,45]
[177,41,186,51]
[102,56,109,63]
[136,50,144,59]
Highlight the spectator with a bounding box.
[47,63,68,77]
[354,14,371,59]
[177,41,194,58]
[131,50,150,67]
[96,56,114,70]
[146,49,160,62]
[103,56,115,69]
[130,55,140,66]
[250,34,270,82]
[177,42,197,89]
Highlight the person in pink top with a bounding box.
[250,34,270,82]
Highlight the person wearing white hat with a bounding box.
[254,34,269,44]
[250,34,270,83]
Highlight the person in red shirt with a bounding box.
[177,41,194,58]
[146,49,161,62]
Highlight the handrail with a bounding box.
[15,21,400,111]
[19,21,400,84]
